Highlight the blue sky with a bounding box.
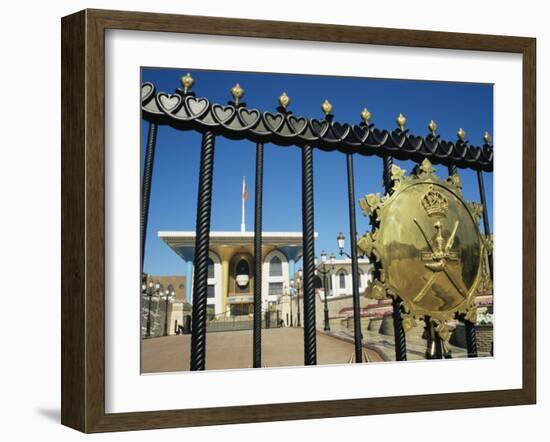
[141,68,493,276]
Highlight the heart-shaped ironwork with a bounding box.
[310,119,330,137]
[141,83,154,102]
[369,129,389,147]
[212,104,236,124]
[457,142,468,159]
[470,147,482,162]
[482,148,493,164]
[185,96,209,119]
[351,125,369,143]
[403,135,423,153]
[422,137,439,155]
[263,112,285,132]
[331,122,351,140]
[157,93,182,113]
[237,108,261,129]
[389,130,407,148]
[288,116,308,135]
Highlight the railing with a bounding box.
[206,314,279,333]
[141,78,493,370]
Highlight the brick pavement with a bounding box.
[142,327,383,373]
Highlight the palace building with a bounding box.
[157,177,374,321]
[159,231,316,317]
[320,258,373,298]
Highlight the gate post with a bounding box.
[346,153,363,363]
[253,142,264,368]
[477,170,494,279]
[465,320,479,357]
[449,163,478,358]
[141,122,158,273]
[190,131,216,371]
[383,154,407,361]
[302,144,317,365]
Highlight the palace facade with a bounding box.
[159,231,315,317]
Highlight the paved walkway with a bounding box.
[329,328,491,360]
[142,327,383,373]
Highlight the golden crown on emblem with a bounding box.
[422,189,449,218]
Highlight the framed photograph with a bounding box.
[61,9,536,433]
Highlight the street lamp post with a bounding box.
[337,232,364,363]
[288,281,294,327]
[317,251,335,331]
[142,281,161,337]
[295,268,303,327]
[337,232,347,257]
[163,285,175,336]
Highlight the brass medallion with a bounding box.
[358,159,484,339]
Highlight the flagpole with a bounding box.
[241,176,246,232]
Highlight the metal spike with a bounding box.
[230,83,244,105]
[428,120,438,136]
[396,113,407,131]
[321,99,333,116]
[360,107,372,124]
[180,73,194,94]
[278,92,291,109]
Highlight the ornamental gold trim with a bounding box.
[359,158,485,340]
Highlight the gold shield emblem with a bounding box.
[358,159,484,339]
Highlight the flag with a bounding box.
[242,177,249,201]
[241,176,247,232]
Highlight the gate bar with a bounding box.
[253,143,264,368]
[383,155,407,361]
[436,330,450,358]
[346,153,363,363]
[141,122,158,273]
[465,320,478,357]
[449,164,478,358]
[302,144,317,365]
[476,170,494,279]
[424,316,435,359]
[190,131,216,371]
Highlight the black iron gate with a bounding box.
[140,76,493,370]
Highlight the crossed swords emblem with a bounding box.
[412,218,467,303]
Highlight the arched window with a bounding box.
[313,275,323,289]
[339,272,346,289]
[236,258,250,276]
[269,256,282,277]
[358,270,365,288]
[207,257,215,279]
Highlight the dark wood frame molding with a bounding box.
[61,8,536,433]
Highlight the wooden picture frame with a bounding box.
[61,8,536,433]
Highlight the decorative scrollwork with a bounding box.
[141,82,494,172]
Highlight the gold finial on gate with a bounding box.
[483,131,492,144]
[457,127,467,141]
[230,83,244,105]
[321,99,333,116]
[278,92,291,109]
[428,120,438,136]
[360,107,372,124]
[396,113,407,131]
[180,73,195,94]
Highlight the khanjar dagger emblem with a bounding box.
[358,159,484,340]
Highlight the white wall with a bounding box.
[1,1,547,441]
[187,251,223,314]
[330,264,371,296]
[262,249,290,305]
[208,251,223,315]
